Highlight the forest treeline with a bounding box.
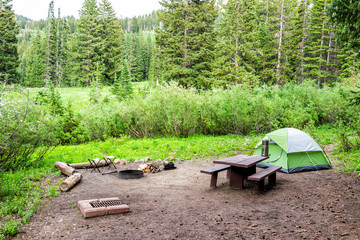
[3,0,358,90]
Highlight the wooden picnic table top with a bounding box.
[213,155,269,168]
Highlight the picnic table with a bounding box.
[213,155,269,190]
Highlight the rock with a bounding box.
[119,159,127,165]
[144,157,152,162]
[165,156,175,161]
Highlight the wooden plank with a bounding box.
[200,165,230,174]
[247,166,282,181]
[214,155,268,168]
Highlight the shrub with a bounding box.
[0,87,58,171]
[76,83,349,139]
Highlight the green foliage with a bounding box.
[0,0,20,84]
[98,0,123,85]
[212,0,260,86]
[119,11,159,33]
[34,85,64,115]
[71,0,103,86]
[156,0,218,88]
[45,184,59,197]
[0,86,58,171]
[38,134,260,166]
[74,83,347,140]
[111,60,133,101]
[330,0,360,48]
[0,167,55,238]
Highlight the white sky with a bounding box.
[12,0,162,20]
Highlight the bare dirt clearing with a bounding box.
[16,160,359,239]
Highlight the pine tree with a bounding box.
[291,0,310,83]
[57,16,71,86]
[44,0,57,86]
[0,0,19,83]
[17,38,29,84]
[132,32,145,81]
[156,0,218,89]
[149,45,161,87]
[112,59,133,100]
[72,0,104,86]
[25,31,46,87]
[99,0,123,85]
[303,0,332,87]
[212,0,260,87]
[258,0,296,85]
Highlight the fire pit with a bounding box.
[78,197,130,218]
[118,169,144,179]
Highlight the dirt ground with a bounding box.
[15,159,359,240]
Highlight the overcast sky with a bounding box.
[12,0,162,20]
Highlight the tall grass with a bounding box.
[78,83,353,140]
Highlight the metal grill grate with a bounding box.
[90,200,123,208]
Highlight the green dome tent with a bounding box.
[254,128,331,173]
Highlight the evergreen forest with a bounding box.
[6,0,360,89]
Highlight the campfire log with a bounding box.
[60,172,82,192]
[54,162,76,176]
[69,160,109,169]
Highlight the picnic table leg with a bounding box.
[269,173,277,186]
[210,172,218,188]
[248,165,256,176]
[226,169,231,179]
[258,179,265,191]
[229,167,245,189]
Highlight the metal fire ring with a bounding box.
[118,169,144,179]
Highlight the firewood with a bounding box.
[54,162,75,176]
[60,172,82,192]
[69,159,109,169]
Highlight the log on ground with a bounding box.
[54,162,76,176]
[69,159,109,169]
[60,172,82,192]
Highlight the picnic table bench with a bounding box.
[201,155,281,191]
[200,165,230,187]
[247,165,282,191]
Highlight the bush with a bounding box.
[0,87,58,171]
[76,82,349,139]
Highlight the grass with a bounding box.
[36,134,262,167]
[0,168,57,239]
[26,81,149,111]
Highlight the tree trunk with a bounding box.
[60,172,82,192]
[54,162,75,176]
[276,0,284,84]
[318,0,327,88]
[326,27,333,77]
[299,0,307,82]
[183,0,189,69]
[69,159,110,169]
